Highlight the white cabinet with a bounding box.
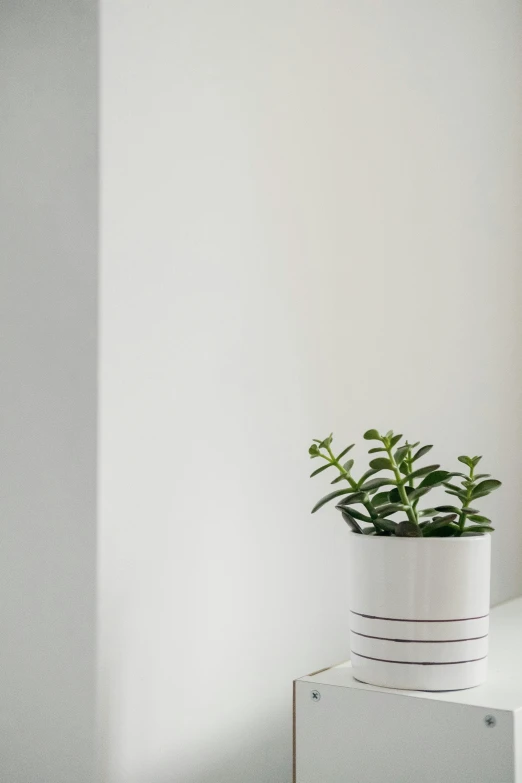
[294,597,522,782]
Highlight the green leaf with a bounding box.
[445,490,468,501]
[408,486,431,500]
[435,513,458,524]
[309,444,320,457]
[461,507,479,514]
[312,488,353,513]
[337,491,366,506]
[336,505,373,523]
[375,503,407,516]
[472,479,502,497]
[385,430,394,439]
[318,434,333,449]
[359,477,396,491]
[468,514,492,524]
[331,474,347,484]
[425,525,460,537]
[372,491,391,507]
[388,487,400,503]
[419,470,452,488]
[471,456,483,467]
[390,434,403,448]
[368,447,386,453]
[342,459,354,473]
[394,445,410,465]
[363,429,381,441]
[444,483,463,493]
[395,521,422,537]
[357,468,379,486]
[458,456,473,468]
[473,473,491,480]
[389,485,414,503]
[362,527,376,534]
[373,518,397,533]
[340,510,363,533]
[422,517,460,536]
[463,525,495,533]
[434,505,460,513]
[336,444,355,461]
[369,458,393,471]
[412,445,433,461]
[418,508,440,518]
[404,464,441,482]
[310,462,333,477]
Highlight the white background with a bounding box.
[99,2,522,781]
[2,2,521,783]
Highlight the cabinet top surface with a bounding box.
[299,596,522,712]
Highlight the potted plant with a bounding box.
[309,429,501,691]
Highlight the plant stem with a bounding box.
[405,445,420,513]
[458,464,474,534]
[406,446,414,486]
[384,440,419,527]
[325,445,358,490]
[325,445,380,528]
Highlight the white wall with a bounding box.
[99,2,522,782]
[0,2,97,782]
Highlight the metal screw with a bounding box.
[484,715,496,727]
[311,690,321,702]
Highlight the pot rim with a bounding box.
[348,531,490,542]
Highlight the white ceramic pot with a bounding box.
[347,533,491,691]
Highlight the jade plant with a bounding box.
[308,429,501,537]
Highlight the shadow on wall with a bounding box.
[149,718,291,783]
